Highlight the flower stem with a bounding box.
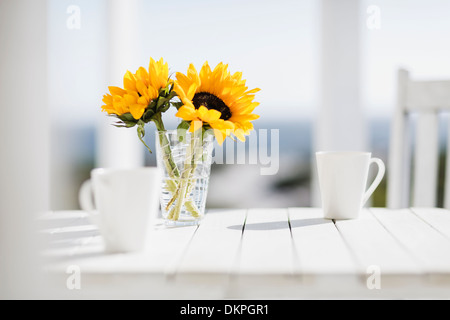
[168,131,201,221]
[153,116,180,178]
[153,116,201,219]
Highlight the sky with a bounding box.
[48,0,450,127]
[362,0,450,115]
[136,0,318,120]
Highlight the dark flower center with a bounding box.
[192,92,231,120]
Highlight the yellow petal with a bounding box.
[175,73,192,94]
[138,96,148,105]
[136,67,149,86]
[108,86,126,96]
[173,81,186,97]
[232,71,243,82]
[238,121,254,133]
[130,104,145,119]
[222,120,235,130]
[190,120,203,132]
[161,61,169,83]
[136,80,148,99]
[245,88,261,94]
[234,128,246,142]
[213,129,226,145]
[102,94,113,105]
[147,86,158,100]
[186,83,198,100]
[202,109,221,123]
[175,106,198,121]
[233,101,259,114]
[230,113,260,122]
[187,63,200,86]
[123,71,137,92]
[148,59,159,90]
[123,93,137,105]
[197,105,208,119]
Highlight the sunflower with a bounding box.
[101,57,170,120]
[174,62,260,144]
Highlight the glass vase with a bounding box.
[155,129,214,226]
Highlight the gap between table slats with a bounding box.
[226,208,303,299]
[370,207,450,274]
[334,209,423,275]
[287,207,356,275]
[172,209,247,277]
[234,208,294,275]
[410,207,450,240]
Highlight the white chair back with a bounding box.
[388,69,450,208]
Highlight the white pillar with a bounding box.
[0,0,49,298]
[313,0,367,205]
[97,0,145,168]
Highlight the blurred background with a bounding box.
[47,0,450,210]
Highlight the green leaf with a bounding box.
[137,122,152,154]
[177,120,190,131]
[117,113,135,123]
[172,102,184,110]
[156,97,166,111]
[177,121,190,142]
[115,114,138,127]
[110,116,137,128]
[164,85,170,96]
[167,89,177,100]
[142,108,155,123]
[158,102,171,113]
[124,113,136,121]
[147,99,158,112]
[202,125,213,138]
[160,81,173,97]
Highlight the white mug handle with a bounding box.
[78,179,101,226]
[362,158,385,205]
[79,179,95,211]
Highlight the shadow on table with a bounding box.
[227,218,328,231]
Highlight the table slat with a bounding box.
[175,209,246,275]
[236,208,295,274]
[410,207,450,239]
[334,209,422,274]
[288,207,356,274]
[371,208,450,273]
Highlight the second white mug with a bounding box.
[78,167,161,253]
[316,151,385,220]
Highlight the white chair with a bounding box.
[387,69,450,209]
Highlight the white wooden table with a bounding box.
[41,208,450,299]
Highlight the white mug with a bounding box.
[78,167,161,253]
[316,151,385,220]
